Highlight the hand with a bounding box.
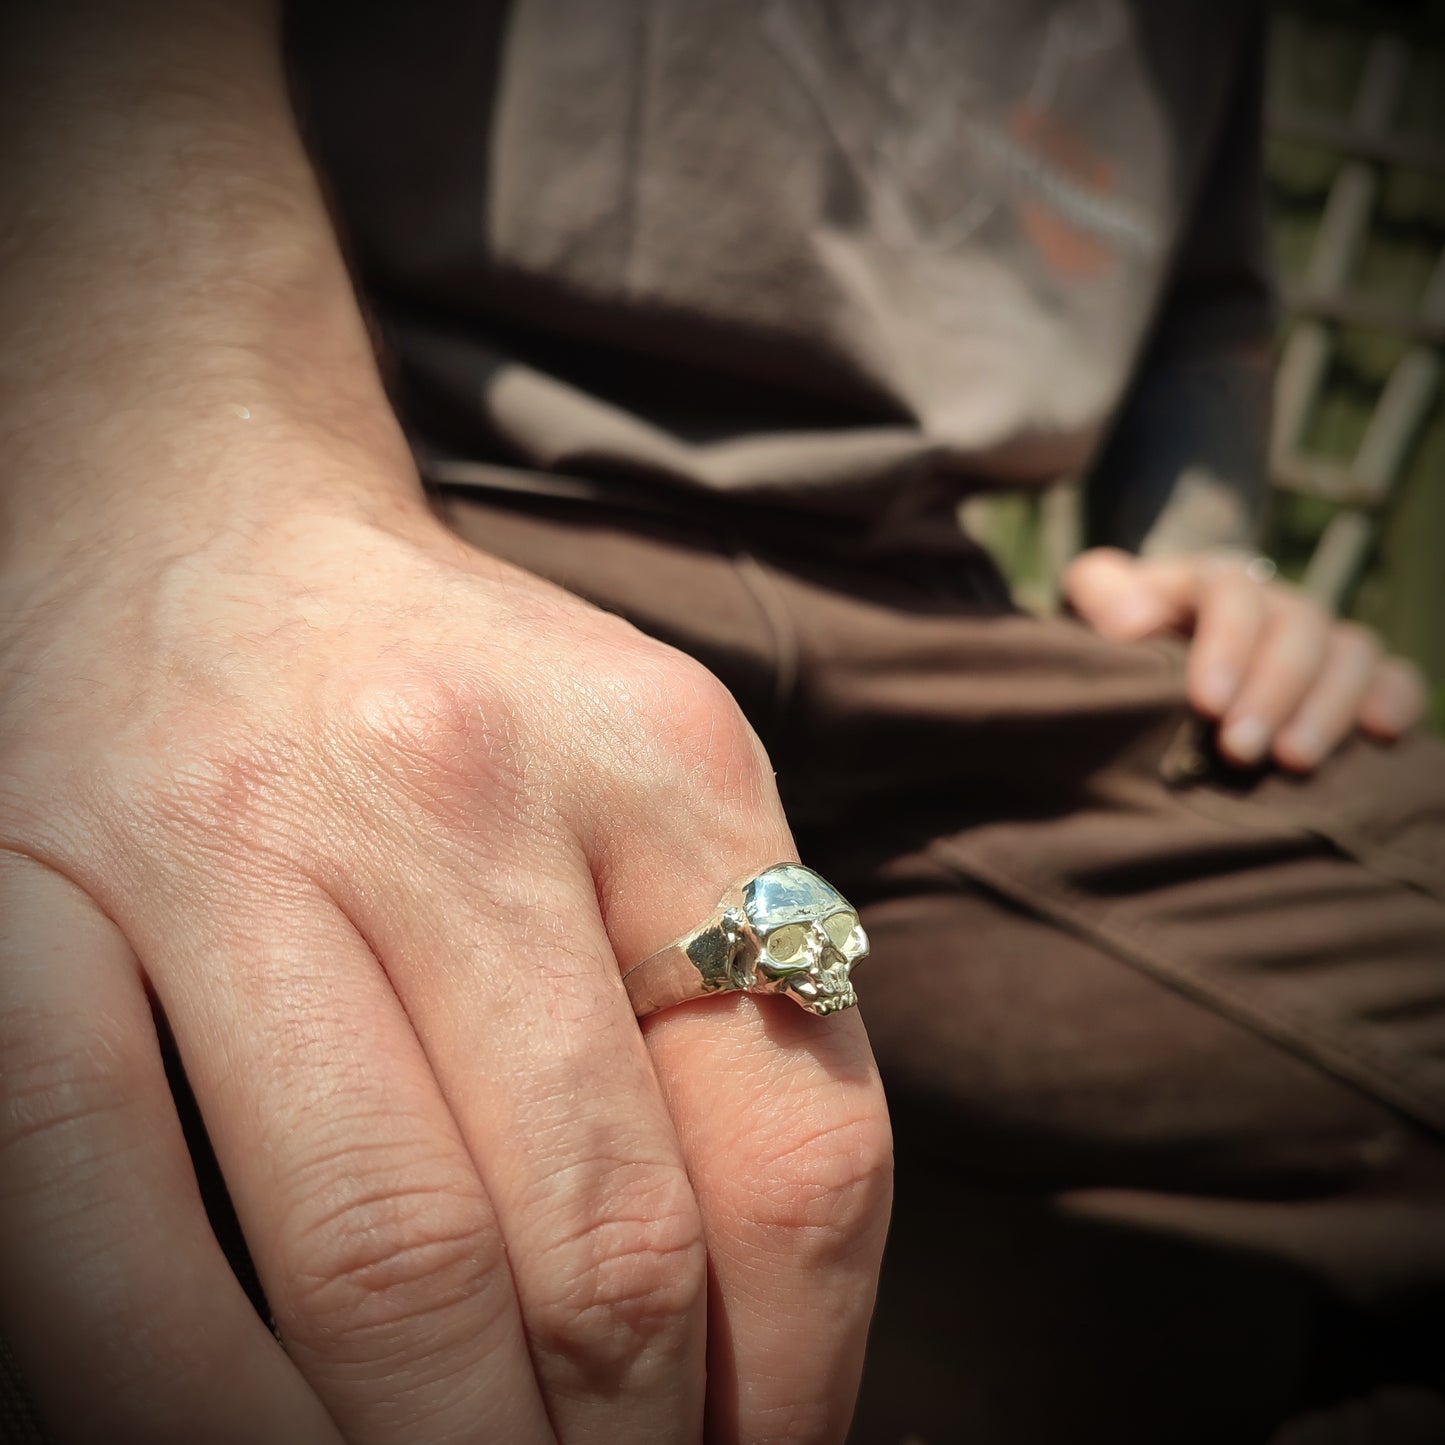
[1064,547,1427,772]
[0,477,891,1444]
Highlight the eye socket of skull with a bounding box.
[822,910,858,951]
[764,922,809,965]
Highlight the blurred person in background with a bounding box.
[1,3,1441,1443]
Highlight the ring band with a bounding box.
[1202,547,1278,585]
[621,863,869,1018]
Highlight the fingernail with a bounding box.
[1197,664,1239,715]
[1280,722,1322,768]
[1222,716,1269,764]
[1370,700,1413,735]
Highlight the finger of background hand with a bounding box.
[123,868,556,1445]
[1062,549,1180,640]
[1273,622,1382,771]
[1359,655,1428,741]
[0,852,339,1445]
[1185,569,1269,718]
[577,666,892,1445]
[1218,594,1332,767]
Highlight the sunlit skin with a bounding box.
[0,6,892,1444]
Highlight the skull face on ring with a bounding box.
[735,864,869,1015]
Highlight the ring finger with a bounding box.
[333,832,711,1445]
[1273,623,1382,772]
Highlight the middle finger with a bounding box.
[1187,569,1268,720]
[126,870,556,1445]
[1218,593,1331,767]
[338,819,710,1445]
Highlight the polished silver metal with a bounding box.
[1202,547,1279,585]
[622,863,869,1018]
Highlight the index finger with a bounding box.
[1185,569,1269,718]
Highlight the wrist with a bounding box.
[0,0,423,574]
[0,400,427,603]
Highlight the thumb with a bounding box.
[1063,548,1174,640]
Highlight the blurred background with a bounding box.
[967,0,1445,731]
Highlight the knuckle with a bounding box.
[1333,620,1382,664]
[1331,619,1376,649]
[133,726,298,855]
[1062,549,1112,591]
[1217,568,1264,614]
[655,656,773,803]
[574,642,777,819]
[339,661,520,780]
[334,663,525,823]
[277,1170,502,1357]
[526,1163,706,1378]
[0,999,144,1182]
[1204,564,1243,598]
[744,1105,894,1262]
[339,664,494,763]
[1198,584,1242,635]
[1284,592,1330,634]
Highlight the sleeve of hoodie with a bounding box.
[1084,16,1278,556]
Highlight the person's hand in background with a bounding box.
[1065,547,1427,772]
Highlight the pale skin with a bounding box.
[0,5,890,1444]
[0,5,1425,1443]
